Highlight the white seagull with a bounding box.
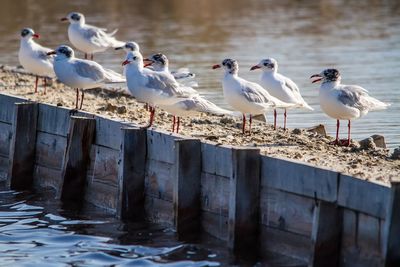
[61,12,124,60]
[310,68,390,146]
[213,59,294,134]
[250,58,313,130]
[122,51,197,127]
[48,45,125,109]
[18,28,54,94]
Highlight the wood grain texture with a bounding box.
[146,129,181,164]
[35,132,67,170]
[200,142,233,178]
[145,159,174,201]
[384,182,400,267]
[200,172,230,215]
[145,196,174,225]
[202,210,229,241]
[0,93,26,123]
[8,102,38,190]
[37,104,71,136]
[0,122,12,157]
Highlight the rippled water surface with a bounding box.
[0,0,399,147]
[0,187,237,266]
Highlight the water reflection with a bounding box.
[0,0,399,147]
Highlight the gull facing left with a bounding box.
[18,28,55,94]
[61,12,124,60]
[48,45,125,109]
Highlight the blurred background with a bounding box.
[1,0,399,148]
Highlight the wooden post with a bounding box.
[228,147,260,258]
[309,201,343,267]
[173,139,201,236]
[384,181,400,266]
[59,116,95,203]
[8,102,38,190]
[117,127,147,221]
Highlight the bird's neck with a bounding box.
[225,70,238,77]
[321,80,340,90]
[20,38,34,46]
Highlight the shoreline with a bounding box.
[0,65,398,183]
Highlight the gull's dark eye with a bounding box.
[263,62,268,66]
[226,63,232,69]
[133,56,137,60]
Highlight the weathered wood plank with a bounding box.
[0,122,12,157]
[228,147,260,257]
[94,115,125,150]
[59,116,96,203]
[173,139,201,235]
[200,172,230,215]
[201,142,216,174]
[260,187,314,237]
[0,155,8,181]
[261,156,338,202]
[338,174,390,219]
[384,181,400,266]
[33,165,62,190]
[37,104,71,136]
[357,213,381,258]
[146,129,181,164]
[145,159,174,201]
[341,209,357,251]
[8,102,38,190]
[117,127,147,220]
[309,201,343,267]
[200,142,233,178]
[85,179,118,213]
[0,93,26,123]
[145,196,174,225]
[87,145,119,187]
[202,211,229,241]
[35,132,67,170]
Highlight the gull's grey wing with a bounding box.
[241,81,274,105]
[73,60,105,82]
[145,71,185,97]
[283,77,300,94]
[337,85,369,110]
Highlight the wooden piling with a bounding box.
[173,139,201,236]
[8,102,38,190]
[59,116,95,203]
[117,127,147,220]
[309,201,343,267]
[384,181,400,267]
[228,147,260,257]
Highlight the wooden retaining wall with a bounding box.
[0,92,398,267]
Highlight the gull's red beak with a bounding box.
[310,74,323,83]
[212,64,221,69]
[143,58,153,68]
[46,51,56,56]
[122,60,130,66]
[250,65,260,71]
[60,17,68,21]
[32,34,40,39]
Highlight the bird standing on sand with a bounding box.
[310,68,390,146]
[251,58,313,130]
[48,45,125,109]
[18,28,54,94]
[61,12,124,60]
[122,51,197,127]
[213,59,294,134]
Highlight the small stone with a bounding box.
[105,103,117,112]
[220,117,235,124]
[391,148,400,160]
[116,106,127,114]
[252,114,266,122]
[292,128,302,135]
[306,124,327,136]
[359,137,376,150]
[370,135,386,148]
[56,102,63,107]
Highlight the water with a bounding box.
[0,0,399,148]
[0,186,239,266]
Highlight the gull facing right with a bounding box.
[311,68,389,146]
[251,58,313,130]
[213,58,294,134]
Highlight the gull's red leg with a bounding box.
[283,109,287,130]
[249,114,252,135]
[346,120,351,146]
[75,88,79,109]
[79,90,84,110]
[176,117,180,133]
[34,76,39,93]
[90,54,93,60]
[84,53,87,59]
[273,109,277,130]
[172,116,176,132]
[242,114,246,134]
[42,78,47,95]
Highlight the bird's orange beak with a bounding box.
[60,17,68,21]
[310,74,323,83]
[212,64,221,69]
[250,65,260,71]
[143,58,153,68]
[46,51,56,56]
[122,60,130,66]
[32,33,40,39]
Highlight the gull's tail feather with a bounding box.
[103,68,126,83]
[301,102,314,111]
[367,96,390,111]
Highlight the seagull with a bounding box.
[122,51,196,127]
[47,45,125,109]
[310,68,390,146]
[213,59,294,134]
[18,28,54,94]
[250,58,313,130]
[61,12,124,60]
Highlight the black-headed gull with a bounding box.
[122,51,196,127]
[61,12,124,60]
[310,68,390,146]
[251,58,313,130]
[18,28,54,94]
[213,59,294,134]
[47,45,125,109]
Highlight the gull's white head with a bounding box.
[212,59,239,75]
[61,12,85,25]
[122,51,143,68]
[47,45,75,60]
[20,28,39,41]
[115,41,140,53]
[250,58,278,73]
[144,53,169,71]
[310,68,341,84]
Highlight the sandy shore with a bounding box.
[0,65,398,183]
